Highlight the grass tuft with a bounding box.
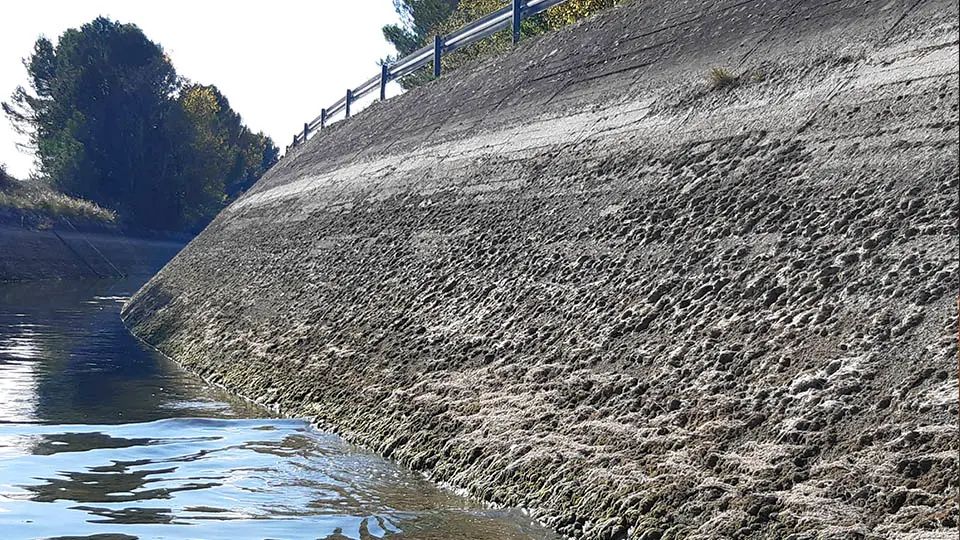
[707,67,739,89]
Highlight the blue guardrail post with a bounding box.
[513,0,524,44]
[434,35,444,78]
[346,89,353,119]
[321,108,327,128]
[380,64,389,101]
[303,122,309,141]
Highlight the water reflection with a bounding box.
[0,278,265,424]
[0,320,42,422]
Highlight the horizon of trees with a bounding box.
[3,16,279,233]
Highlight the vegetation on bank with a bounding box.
[707,67,739,89]
[0,164,116,226]
[382,0,620,88]
[3,17,278,234]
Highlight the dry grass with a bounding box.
[0,181,116,224]
[707,67,739,89]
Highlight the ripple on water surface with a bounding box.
[0,418,553,540]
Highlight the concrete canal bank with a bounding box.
[0,225,185,282]
[123,0,959,538]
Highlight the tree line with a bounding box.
[381,0,619,88]
[3,17,278,233]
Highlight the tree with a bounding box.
[382,0,460,88]
[171,84,278,230]
[5,18,180,226]
[3,17,278,232]
[0,163,11,188]
[384,0,459,55]
[227,129,279,199]
[174,85,230,230]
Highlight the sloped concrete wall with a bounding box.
[0,226,184,281]
[124,0,959,538]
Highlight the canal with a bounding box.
[0,277,556,540]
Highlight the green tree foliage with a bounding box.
[0,163,11,189]
[382,0,460,88]
[3,17,278,233]
[171,84,278,230]
[383,0,459,55]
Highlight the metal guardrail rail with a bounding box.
[290,0,570,148]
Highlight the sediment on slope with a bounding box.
[123,0,960,538]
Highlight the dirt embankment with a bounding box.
[123,0,959,538]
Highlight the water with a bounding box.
[0,278,556,540]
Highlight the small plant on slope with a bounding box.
[708,67,739,89]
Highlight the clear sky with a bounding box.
[0,0,402,178]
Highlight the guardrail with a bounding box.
[289,0,570,148]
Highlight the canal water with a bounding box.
[0,278,556,540]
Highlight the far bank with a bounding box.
[0,223,186,282]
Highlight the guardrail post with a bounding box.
[292,134,297,147]
[303,122,309,141]
[345,89,353,119]
[320,108,327,128]
[433,35,444,78]
[380,64,389,101]
[512,0,525,44]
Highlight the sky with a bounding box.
[0,0,403,178]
